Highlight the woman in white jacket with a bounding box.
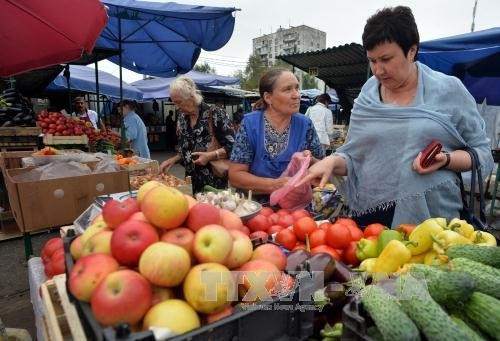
[305,94,334,152]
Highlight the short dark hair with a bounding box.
[362,6,420,60]
[258,68,292,110]
[316,93,331,104]
[121,99,137,110]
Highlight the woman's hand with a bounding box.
[297,156,337,188]
[192,151,214,166]
[160,155,180,174]
[412,151,448,174]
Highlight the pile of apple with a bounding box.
[41,237,65,279]
[64,180,295,336]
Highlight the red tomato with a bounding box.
[40,122,48,128]
[309,229,326,248]
[310,245,341,260]
[291,209,310,221]
[345,224,363,241]
[292,243,307,251]
[275,229,297,250]
[336,217,358,228]
[41,238,63,261]
[260,207,274,217]
[247,214,270,232]
[276,208,291,216]
[249,231,269,242]
[342,241,360,267]
[365,235,378,241]
[293,217,317,242]
[277,214,294,228]
[318,221,332,231]
[268,213,280,225]
[363,223,386,238]
[267,224,284,235]
[325,223,352,249]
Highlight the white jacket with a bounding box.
[305,103,333,145]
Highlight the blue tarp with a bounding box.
[46,65,143,101]
[131,71,240,100]
[419,27,500,105]
[96,0,237,78]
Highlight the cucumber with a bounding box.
[465,292,500,340]
[446,244,500,268]
[360,285,420,341]
[396,275,469,341]
[449,315,485,341]
[450,258,500,299]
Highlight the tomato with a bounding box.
[336,217,358,228]
[363,223,387,238]
[249,231,269,242]
[345,224,363,242]
[292,243,307,251]
[276,208,291,216]
[56,125,65,132]
[275,229,297,250]
[309,229,326,248]
[365,235,378,241]
[259,207,274,217]
[310,245,341,260]
[293,216,317,242]
[40,122,48,128]
[48,123,56,129]
[268,213,280,225]
[247,214,270,232]
[277,214,294,228]
[325,223,352,249]
[318,221,332,231]
[291,209,310,221]
[267,224,284,235]
[41,238,63,262]
[342,241,360,267]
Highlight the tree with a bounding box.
[273,59,292,70]
[302,73,318,89]
[241,54,268,90]
[193,61,216,74]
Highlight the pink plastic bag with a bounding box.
[270,152,313,211]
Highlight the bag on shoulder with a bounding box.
[207,106,230,178]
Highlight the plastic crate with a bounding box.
[63,235,315,341]
[341,298,374,341]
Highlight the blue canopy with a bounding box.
[46,65,143,101]
[131,71,240,100]
[96,0,237,78]
[419,27,500,105]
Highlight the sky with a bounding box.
[97,0,500,83]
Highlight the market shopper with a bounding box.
[159,76,235,194]
[305,93,334,152]
[119,100,150,159]
[229,68,324,202]
[72,96,106,131]
[298,6,493,228]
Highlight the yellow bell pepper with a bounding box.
[373,240,413,281]
[447,218,474,238]
[469,231,497,246]
[434,217,447,229]
[408,252,427,264]
[424,250,440,265]
[358,258,377,278]
[407,218,443,255]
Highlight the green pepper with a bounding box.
[356,238,378,260]
[377,230,403,254]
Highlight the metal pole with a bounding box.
[119,17,126,149]
[94,61,101,124]
[471,0,478,32]
[64,64,71,114]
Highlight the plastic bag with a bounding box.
[270,152,312,211]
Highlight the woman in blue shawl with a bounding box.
[300,6,493,228]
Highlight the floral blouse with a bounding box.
[176,102,235,194]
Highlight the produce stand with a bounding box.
[0,126,41,152]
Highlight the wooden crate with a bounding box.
[40,274,86,341]
[43,134,89,145]
[0,150,34,170]
[121,158,160,176]
[0,126,41,136]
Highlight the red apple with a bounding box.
[111,220,159,267]
[91,270,152,326]
[41,238,63,263]
[238,259,281,302]
[277,214,294,228]
[102,198,140,229]
[251,243,287,270]
[249,231,269,242]
[192,225,233,264]
[240,225,250,236]
[160,227,194,254]
[69,254,119,302]
[129,211,150,223]
[151,286,175,306]
[185,203,221,232]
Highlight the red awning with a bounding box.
[0,0,108,77]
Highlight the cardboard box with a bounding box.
[4,167,130,232]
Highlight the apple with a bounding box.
[184,194,197,209]
[81,230,113,257]
[240,225,250,236]
[81,220,109,245]
[251,243,287,271]
[129,211,150,223]
[141,186,189,229]
[41,238,63,262]
[91,269,152,326]
[160,227,194,254]
[183,263,236,314]
[238,259,281,302]
[69,253,119,302]
[206,305,233,324]
[186,203,222,232]
[110,220,159,267]
[102,198,140,229]
[192,224,233,264]
[249,231,269,242]
[219,208,243,230]
[224,230,253,269]
[143,299,200,334]
[139,242,191,287]
[91,213,104,224]
[151,285,175,306]
[69,236,84,261]
[136,180,164,204]
[246,214,270,232]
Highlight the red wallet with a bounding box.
[420,141,442,168]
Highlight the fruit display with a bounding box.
[32,146,60,156]
[40,237,65,279]
[130,174,187,190]
[0,87,36,127]
[60,181,307,339]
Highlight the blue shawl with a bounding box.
[335,62,493,228]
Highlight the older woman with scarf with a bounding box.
[229,68,324,203]
[159,76,235,194]
[299,6,493,228]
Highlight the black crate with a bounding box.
[341,299,374,341]
[63,235,315,341]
